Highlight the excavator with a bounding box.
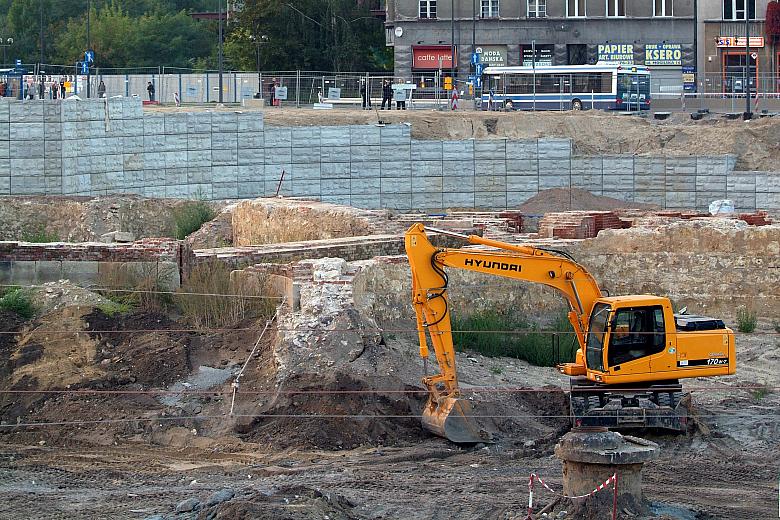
[405,223,736,443]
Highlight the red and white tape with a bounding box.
[526,472,618,520]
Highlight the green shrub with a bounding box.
[96,263,173,312]
[172,201,216,240]
[736,306,757,333]
[451,310,577,367]
[96,301,134,317]
[21,224,59,243]
[0,288,36,319]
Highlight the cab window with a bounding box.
[607,306,665,366]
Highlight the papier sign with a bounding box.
[597,44,634,65]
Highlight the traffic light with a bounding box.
[444,76,453,91]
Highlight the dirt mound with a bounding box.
[517,188,658,214]
[196,486,360,520]
[28,281,110,317]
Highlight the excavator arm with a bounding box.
[405,223,603,441]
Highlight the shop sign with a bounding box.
[682,66,696,91]
[413,46,455,69]
[597,44,634,65]
[476,45,507,66]
[645,43,682,66]
[522,45,553,66]
[716,36,765,48]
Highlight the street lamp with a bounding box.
[218,0,224,103]
[249,33,269,97]
[1,38,13,65]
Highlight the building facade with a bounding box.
[697,0,779,94]
[385,0,695,87]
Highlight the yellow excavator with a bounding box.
[405,223,736,443]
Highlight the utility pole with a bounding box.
[39,0,44,65]
[450,0,455,86]
[744,5,751,117]
[86,0,91,98]
[218,0,224,103]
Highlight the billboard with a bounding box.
[645,43,682,66]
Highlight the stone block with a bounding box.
[238,148,264,166]
[506,139,538,160]
[321,178,351,195]
[506,191,537,207]
[665,191,696,209]
[349,145,380,163]
[237,133,264,150]
[211,112,238,133]
[379,143,411,162]
[292,179,321,197]
[237,114,263,132]
[263,128,292,148]
[350,125,380,146]
[164,113,188,134]
[320,146,351,163]
[321,162,350,179]
[414,161,443,177]
[143,113,165,134]
[475,175,506,191]
[292,126,321,148]
[186,112,212,134]
[212,147,238,166]
[10,101,44,123]
[351,177,381,195]
[475,192,507,210]
[187,167,212,184]
[442,140,474,161]
[213,165,238,184]
[537,138,571,159]
[291,146,321,164]
[507,175,538,192]
[238,181,263,198]
[380,193,412,210]
[443,192,475,208]
[474,140,506,159]
[411,141,443,161]
[188,133,211,151]
[444,174,474,193]
[350,194,381,209]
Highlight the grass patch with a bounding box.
[172,201,216,240]
[451,310,578,367]
[96,263,173,312]
[21,224,59,243]
[736,305,757,333]
[175,260,275,329]
[0,287,36,319]
[96,301,134,317]
[750,386,771,400]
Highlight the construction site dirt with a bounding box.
[0,196,778,519]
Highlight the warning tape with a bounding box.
[527,472,618,520]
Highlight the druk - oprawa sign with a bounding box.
[645,43,682,66]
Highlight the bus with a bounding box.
[481,64,651,111]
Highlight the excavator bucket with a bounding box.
[421,396,494,444]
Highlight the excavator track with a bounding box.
[569,377,689,432]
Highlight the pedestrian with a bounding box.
[146,81,155,102]
[0,82,5,98]
[38,79,45,100]
[267,78,276,106]
[97,79,106,98]
[59,78,66,98]
[359,78,371,109]
[381,80,392,110]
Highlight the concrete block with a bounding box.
[475,192,507,210]
[349,145,381,163]
[379,125,409,146]
[506,191,537,207]
[10,140,44,159]
[379,144,411,162]
[124,170,145,187]
[537,138,571,159]
[443,174,474,193]
[726,172,756,193]
[321,178,351,195]
[0,157,9,176]
[443,160,474,177]
[696,175,726,192]
[11,122,44,140]
[695,191,727,211]
[186,148,211,168]
[411,141,443,161]
[106,154,123,171]
[0,176,10,194]
[212,147,239,166]
[380,193,412,210]
[187,167,212,184]
[321,162,350,179]
[351,161,380,180]
[351,177,381,195]
[263,164,291,188]
[238,181,264,198]
[633,191,665,206]
[0,123,8,141]
[143,113,165,134]
[163,151,189,169]
[321,194,352,206]
[292,179,321,197]
[320,146,351,163]
[696,156,729,176]
[165,184,191,198]
[412,191,443,210]
[381,176,412,193]
[9,101,44,123]
[413,176,443,192]
[320,126,351,147]
[164,133,188,151]
[602,189,634,203]
[188,133,211,151]
[292,126,321,148]
[291,147,321,164]
[475,175,506,192]
[144,168,166,187]
[186,112,212,134]
[265,147,292,165]
[506,158,538,176]
[507,175,538,192]
[728,191,756,212]
[211,112,239,133]
[213,165,238,184]
[755,172,780,193]
[237,133,264,150]
[380,160,412,177]
[442,140,474,161]
[350,125,380,146]
[264,128,292,148]
[238,148,264,166]
[474,140,506,158]
[164,113,188,134]
[11,158,44,176]
[350,194,381,209]
[143,134,166,153]
[665,191,696,209]
[11,175,46,194]
[270,177,292,197]
[506,139,538,160]
[665,156,697,176]
[414,161,443,177]
[165,168,188,186]
[292,164,321,180]
[443,192,475,209]
[123,135,144,153]
[211,132,237,150]
[237,114,263,132]
[43,121,62,140]
[634,157,665,191]
[44,140,62,157]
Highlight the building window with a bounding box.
[482,0,499,18]
[723,0,756,20]
[419,0,437,19]
[567,0,586,17]
[654,0,673,16]
[606,0,625,17]
[528,0,547,17]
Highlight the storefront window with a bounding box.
[723,52,757,93]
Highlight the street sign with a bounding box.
[470,52,481,65]
[80,62,89,75]
[15,59,21,67]
[475,63,485,76]
[85,50,94,63]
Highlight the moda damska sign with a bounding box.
[476,45,507,66]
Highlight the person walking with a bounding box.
[267,78,276,106]
[359,78,371,109]
[146,81,155,102]
[97,80,106,98]
[59,78,66,98]
[38,79,45,100]
[381,80,393,110]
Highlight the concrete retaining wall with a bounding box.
[1,99,778,212]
